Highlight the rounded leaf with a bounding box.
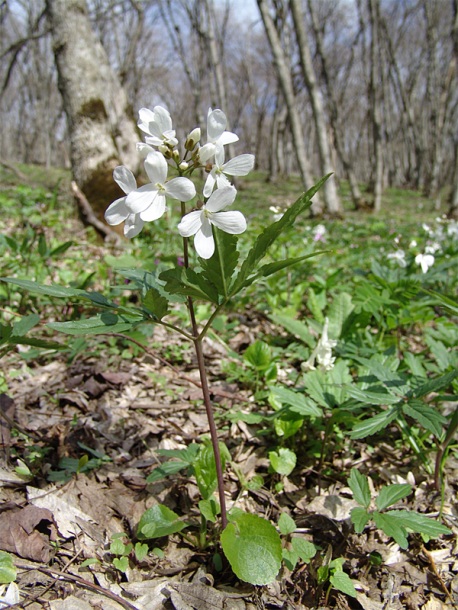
[221,513,282,585]
[137,504,187,540]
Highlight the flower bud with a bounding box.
[179,161,189,171]
[185,127,201,151]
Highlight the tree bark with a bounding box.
[257,0,322,214]
[368,0,383,212]
[46,0,140,222]
[290,0,341,215]
[448,0,458,218]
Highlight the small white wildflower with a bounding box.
[387,250,407,267]
[302,318,337,372]
[415,253,435,273]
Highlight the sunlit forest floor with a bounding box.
[0,163,457,609]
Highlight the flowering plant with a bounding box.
[3,105,328,585]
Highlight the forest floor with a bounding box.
[0,163,457,609]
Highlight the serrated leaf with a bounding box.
[269,386,322,417]
[244,340,272,371]
[199,228,239,298]
[48,312,143,335]
[372,511,408,549]
[376,484,412,511]
[402,401,446,437]
[330,570,357,598]
[278,512,296,535]
[143,287,169,319]
[386,510,451,537]
[345,385,401,406]
[269,448,297,476]
[348,469,371,508]
[137,504,187,540]
[229,175,330,296]
[270,313,315,347]
[159,267,219,303]
[350,407,399,439]
[350,507,372,533]
[412,369,458,399]
[221,513,282,585]
[290,537,316,562]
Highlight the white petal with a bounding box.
[215,146,225,166]
[217,131,239,146]
[198,143,216,163]
[144,151,168,183]
[165,177,196,201]
[210,211,247,234]
[153,105,173,134]
[113,166,137,194]
[207,108,226,141]
[216,173,231,189]
[124,214,144,238]
[105,196,129,225]
[203,173,216,198]
[126,184,158,213]
[223,154,255,176]
[138,107,155,134]
[136,142,155,157]
[205,186,237,212]
[177,210,203,237]
[139,193,166,221]
[194,217,215,259]
[145,135,163,147]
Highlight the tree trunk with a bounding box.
[46,0,140,221]
[448,0,458,218]
[290,0,341,215]
[368,0,383,212]
[257,0,322,214]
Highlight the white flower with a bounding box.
[409,239,417,248]
[447,221,458,238]
[177,186,246,259]
[425,243,440,254]
[125,151,196,222]
[105,166,145,238]
[415,252,435,273]
[312,224,327,242]
[198,108,239,163]
[302,318,337,372]
[138,106,178,148]
[387,250,407,267]
[203,147,255,197]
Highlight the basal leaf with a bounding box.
[221,513,282,585]
[137,504,187,540]
[375,484,412,511]
[278,512,296,535]
[0,551,17,584]
[290,537,316,562]
[330,570,357,598]
[348,469,371,508]
[326,292,354,339]
[269,386,322,417]
[146,460,189,483]
[269,448,297,476]
[372,511,408,549]
[270,313,315,348]
[229,175,330,296]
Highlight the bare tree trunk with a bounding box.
[257,0,322,214]
[307,0,365,210]
[46,0,140,221]
[448,0,458,218]
[290,0,341,215]
[368,0,383,212]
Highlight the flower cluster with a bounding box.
[302,318,337,372]
[105,106,255,258]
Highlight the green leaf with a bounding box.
[160,267,219,303]
[345,385,401,406]
[199,497,220,523]
[199,228,239,299]
[244,341,272,371]
[48,312,143,335]
[1,278,83,298]
[193,443,230,500]
[0,551,16,584]
[386,510,451,538]
[402,401,446,437]
[307,288,325,323]
[269,448,297,476]
[330,570,357,598]
[11,314,40,337]
[270,313,315,348]
[350,507,372,533]
[290,537,316,562]
[146,460,190,483]
[376,484,412,511]
[229,175,330,296]
[137,504,187,540]
[112,556,129,572]
[350,407,399,439]
[348,469,371,508]
[372,512,408,549]
[282,547,299,570]
[143,287,169,320]
[221,513,282,585]
[278,512,296,535]
[242,253,323,291]
[326,292,354,339]
[412,369,458,399]
[134,542,149,562]
[269,386,322,417]
[110,538,127,556]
